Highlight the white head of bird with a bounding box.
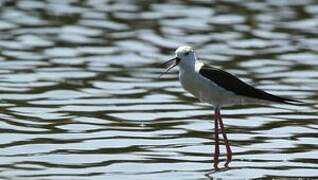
[161,46,198,76]
[175,46,197,69]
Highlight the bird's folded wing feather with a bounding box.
[198,64,303,105]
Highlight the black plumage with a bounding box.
[199,64,302,105]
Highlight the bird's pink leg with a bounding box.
[213,108,220,169]
[216,108,232,167]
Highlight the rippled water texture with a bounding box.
[0,0,318,179]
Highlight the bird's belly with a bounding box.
[179,72,245,107]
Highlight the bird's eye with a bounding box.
[185,52,189,56]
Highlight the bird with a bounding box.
[160,46,303,170]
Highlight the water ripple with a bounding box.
[0,0,317,179]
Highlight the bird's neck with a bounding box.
[180,60,202,73]
[194,61,203,72]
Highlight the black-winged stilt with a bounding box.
[161,46,303,169]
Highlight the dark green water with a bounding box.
[0,0,317,179]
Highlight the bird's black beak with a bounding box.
[159,57,180,78]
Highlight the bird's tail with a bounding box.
[279,97,308,106]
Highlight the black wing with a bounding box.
[199,64,302,105]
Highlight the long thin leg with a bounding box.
[213,108,220,169]
[216,108,232,167]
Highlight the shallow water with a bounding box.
[0,0,318,179]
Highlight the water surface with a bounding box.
[0,0,317,179]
